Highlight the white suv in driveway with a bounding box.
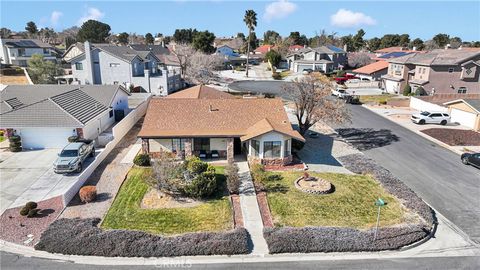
[411,111,450,125]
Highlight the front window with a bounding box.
[75,62,83,70]
[251,140,260,157]
[448,68,454,73]
[264,141,281,158]
[59,149,78,157]
[172,138,187,152]
[284,139,291,157]
[110,63,120,67]
[18,48,25,56]
[43,48,49,54]
[194,138,210,151]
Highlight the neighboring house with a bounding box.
[372,51,414,61]
[214,37,244,52]
[352,60,389,81]
[0,38,57,67]
[215,45,239,57]
[289,45,304,52]
[382,49,480,94]
[128,44,181,71]
[63,42,183,95]
[443,99,480,131]
[0,85,130,149]
[138,85,304,165]
[374,46,413,56]
[286,45,347,73]
[254,45,274,54]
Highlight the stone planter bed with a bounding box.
[262,153,435,254]
[294,176,333,195]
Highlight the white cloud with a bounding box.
[76,7,105,26]
[50,11,63,27]
[264,0,297,22]
[330,9,376,28]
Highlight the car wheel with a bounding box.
[76,163,83,173]
[419,119,425,125]
[462,157,469,165]
[440,120,447,125]
[90,148,95,157]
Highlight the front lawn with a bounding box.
[359,94,395,105]
[263,171,411,229]
[102,166,232,235]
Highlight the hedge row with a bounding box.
[338,153,434,225]
[35,218,250,257]
[264,225,429,254]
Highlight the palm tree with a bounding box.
[243,10,257,77]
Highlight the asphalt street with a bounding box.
[336,105,480,243]
[1,251,478,270]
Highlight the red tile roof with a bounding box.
[254,45,274,54]
[352,61,389,75]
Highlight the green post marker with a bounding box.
[374,198,385,241]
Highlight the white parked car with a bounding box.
[411,111,450,125]
[331,88,348,99]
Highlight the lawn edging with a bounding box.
[262,153,436,254]
[34,218,250,257]
[256,192,274,228]
[231,194,244,228]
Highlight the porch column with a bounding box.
[226,138,234,163]
[141,138,149,154]
[184,138,193,158]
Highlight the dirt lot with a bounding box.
[421,128,480,146]
[0,74,29,85]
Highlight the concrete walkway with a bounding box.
[236,159,269,255]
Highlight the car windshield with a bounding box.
[420,111,430,116]
[338,90,346,93]
[59,150,78,157]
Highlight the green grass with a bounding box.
[279,70,290,79]
[102,166,233,235]
[0,136,4,143]
[359,94,396,105]
[263,171,409,229]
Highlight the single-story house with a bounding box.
[352,61,389,81]
[443,99,480,131]
[0,85,130,149]
[216,45,239,57]
[138,85,305,165]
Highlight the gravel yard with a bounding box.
[421,128,480,146]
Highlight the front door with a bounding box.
[233,138,242,155]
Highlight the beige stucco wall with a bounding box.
[414,65,431,81]
[247,131,292,159]
[447,102,480,131]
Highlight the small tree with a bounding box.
[415,86,425,96]
[117,32,129,45]
[27,54,63,84]
[184,51,223,84]
[403,84,412,96]
[225,163,240,194]
[77,20,111,43]
[265,50,282,69]
[145,33,154,45]
[25,21,38,37]
[282,74,351,135]
[152,155,184,194]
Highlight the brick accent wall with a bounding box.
[141,139,149,154]
[248,155,293,166]
[184,138,192,158]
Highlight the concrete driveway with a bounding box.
[0,149,95,214]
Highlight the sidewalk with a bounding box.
[236,159,269,255]
[364,105,480,155]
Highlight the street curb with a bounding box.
[361,105,465,156]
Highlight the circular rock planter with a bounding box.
[294,173,334,195]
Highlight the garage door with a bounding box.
[450,108,476,129]
[296,64,312,72]
[19,128,74,149]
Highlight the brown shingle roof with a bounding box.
[352,61,389,75]
[167,85,235,99]
[138,97,304,142]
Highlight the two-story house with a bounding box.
[63,42,183,96]
[382,49,480,95]
[129,44,181,71]
[0,38,57,67]
[286,45,347,73]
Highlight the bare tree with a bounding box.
[151,155,184,195]
[283,74,351,135]
[348,52,373,68]
[184,51,223,84]
[171,44,196,78]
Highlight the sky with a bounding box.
[1,0,479,41]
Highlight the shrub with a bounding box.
[403,84,412,96]
[27,209,40,218]
[79,186,97,203]
[19,207,29,216]
[336,70,346,77]
[415,86,425,96]
[250,163,267,183]
[67,136,79,143]
[9,135,22,152]
[379,100,387,105]
[183,171,218,199]
[9,135,21,143]
[264,225,429,253]
[25,201,38,210]
[133,153,151,167]
[185,156,208,174]
[35,218,250,257]
[226,163,240,194]
[152,156,184,193]
[272,72,282,80]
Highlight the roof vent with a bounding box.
[209,104,218,112]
